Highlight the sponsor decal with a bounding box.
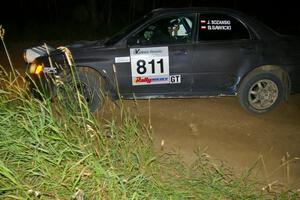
[209,20,231,25]
[135,77,152,84]
[115,56,130,63]
[207,25,231,30]
[169,75,181,84]
[133,76,169,85]
[132,48,163,55]
[130,47,169,86]
[200,19,232,31]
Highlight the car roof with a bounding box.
[150,7,245,16]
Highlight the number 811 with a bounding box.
[136,59,164,74]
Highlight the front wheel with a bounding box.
[58,68,105,113]
[238,71,285,114]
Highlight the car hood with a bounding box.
[45,39,108,60]
[66,39,107,50]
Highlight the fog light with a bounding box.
[34,64,43,75]
[29,63,44,75]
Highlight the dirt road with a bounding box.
[122,96,300,189]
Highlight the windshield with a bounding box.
[104,13,153,46]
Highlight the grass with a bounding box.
[0,69,263,199]
[0,25,299,199]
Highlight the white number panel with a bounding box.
[130,47,169,86]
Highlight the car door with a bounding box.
[115,13,196,98]
[192,12,261,95]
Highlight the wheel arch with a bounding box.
[238,65,291,99]
[75,65,117,98]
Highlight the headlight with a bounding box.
[23,50,28,63]
[29,63,44,75]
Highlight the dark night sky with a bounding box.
[1,0,300,42]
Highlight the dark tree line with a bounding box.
[1,0,299,41]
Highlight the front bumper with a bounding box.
[25,45,75,99]
[26,72,56,100]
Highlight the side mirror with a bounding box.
[127,35,144,46]
[127,34,149,46]
[127,36,137,46]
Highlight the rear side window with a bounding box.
[198,13,250,41]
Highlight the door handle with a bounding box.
[241,45,254,50]
[172,49,188,55]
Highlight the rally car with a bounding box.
[24,7,300,114]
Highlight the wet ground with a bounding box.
[2,42,300,190]
[122,96,300,189]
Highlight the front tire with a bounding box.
[59,67,105,113]
[238,71,285,114]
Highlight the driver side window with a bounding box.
[128,14,195,46]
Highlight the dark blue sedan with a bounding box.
[24,8,300,114]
